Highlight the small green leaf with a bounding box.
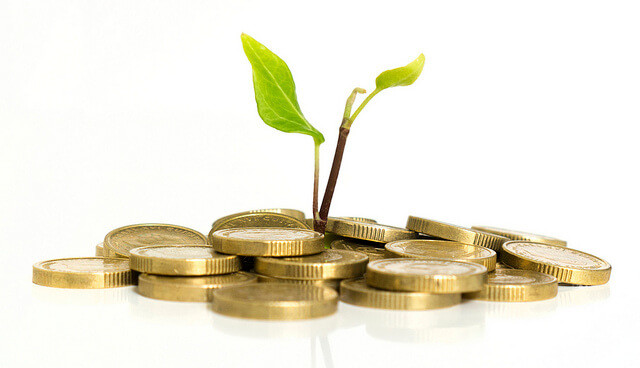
[375,54,425,91]
[241,33,324,144]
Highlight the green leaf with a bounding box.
[241,33,324,144]
[375,54,425,91]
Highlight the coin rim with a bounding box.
[32,257,132,289]
[326,218,417,243]
[406,216,508,251]
[129,244,240,276]
[385,239,497,272]
[104,223,208,258]
[211,227,325,257]
[254,249,369,280]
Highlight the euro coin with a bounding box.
[95,242,104,256]
[331,238,391,261]
[340,278,461,310]
[463,268,558,302]
[254,249,368,280]
[211,212,309,233]
[406,216,508,251]
[326,218,417,243]
[471,225,567,247]
[104,224,207,258]
[385,239,497,271]
[33,257,132,289]
[366,258,487,293]
[137,272,257,302]
[129,245,240,276]
[211,283,338,320]
[255,274,341,290]
[211,227,324,257]
[500,241,611,285]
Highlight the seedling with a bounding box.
[241,33,424,233]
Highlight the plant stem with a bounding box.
[343,88,380,129]
[312,142,320,231]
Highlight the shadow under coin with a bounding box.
[556,284,610,308]
[31,284,134,306]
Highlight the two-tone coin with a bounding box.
[366,258,487,293]
[463,268,558,302]
[385,239,497,271]
[211,283,338,320]
[137,272,257,302]
[104,224,207,258]
[331,239,391,261]
[254,249,368,280]
[326,218,417,243]
[340,278,461,310]
[406,216,508,251]
[211,227,324,257]
[33,257,133,289]
[471,226,567,247]
[129,245,240,276]
[500,241,611,285]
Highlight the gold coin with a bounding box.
[366,258,487,293]
[255,274,341,290]
[385,239,497,271]
[211,212,309,233]
[211,283,338,320]
[500,241,611,285]
[406,216,508,251]
[340,278,461,310]
[463,268,558,302]
[129,245,240,276]
[211,227,324,256]
[254,249,368,280]
[330,238,391,261]
[245,208,306,221]
[326,218,417,243]
[137,272,257,302]
[95,242,104,256]
[495,262,513,269]
[335,216,378,224]
[471,225,567,247]
[104,223,207,258]
[32,257,133,289]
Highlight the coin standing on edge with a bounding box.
[471,225,567,247]
[104,224,208,258]
[129,245,240,276]
[326,218,417,243]
[366,258,487,293]
[500,241,611,285]
[406,216,508,251]
[33,257,133,289]
[385,239,497,272]
[137,272,257,302]
[211,227,324,257]
[331,239,391,261]
[340,278,461,310]
[254,249,368,280]
[211,283,338,320]
[463,269,558,302]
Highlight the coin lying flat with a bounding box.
[254,250,368,280]
[104,224,208,258]
[331,239,391,261]
[326,218,417,243]
[211,283,338,320]
[406,216,508,251]
[366,258,487,293]
[385,239,497,272]
[463,268,558,302]
[211,228,324,257]
[137,272,257,302]
[129,245,240,276]
[95,242,104,256]
[340,278,461,310]
[255,274,341,290]
[335,216,378,224]
[210,212,310,236]
[471,226,567,247]
[246,208,306,221]
[500,241,611,285]
[33,257,133,289]
[495,262,513,270]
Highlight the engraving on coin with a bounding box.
[226,228,316,241]
[211,227,324,256]
[42,258,129,273]
[385,239,496,271]
[105,224,207,258]
[211,212,310,233]
[32,257,132,289]
[331,239,390,261]
[371,258,484,276]
[504,242,608,270]
[326,218,417,243]
[129,245,240,275]
[254,249,368,280]
[133,246,215,259]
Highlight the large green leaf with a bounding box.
[375,54,425,91]
[241,34,324,144]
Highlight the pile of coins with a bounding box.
[32,209,612,321]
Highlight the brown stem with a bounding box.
[314,122,350,234]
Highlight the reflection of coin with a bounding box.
[211,228,324,256]
[33,257,133,288]
[386,239,496,271]
[130,245,239,276]
[340,278,461,310]
[464,269,558,302]
[211,283,338,320]
[331,239,391,261]
[366,258,486,293]
[137,272,257,302]
[406,216,508,251]
[254,250,368,280]
[472,226,567,247]
[326,218,417,243]
[210,212,309,238]
[501,241,611,285]
[254,274,341,290]
[105,224,207,258]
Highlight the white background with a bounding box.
[2,1,639,367]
